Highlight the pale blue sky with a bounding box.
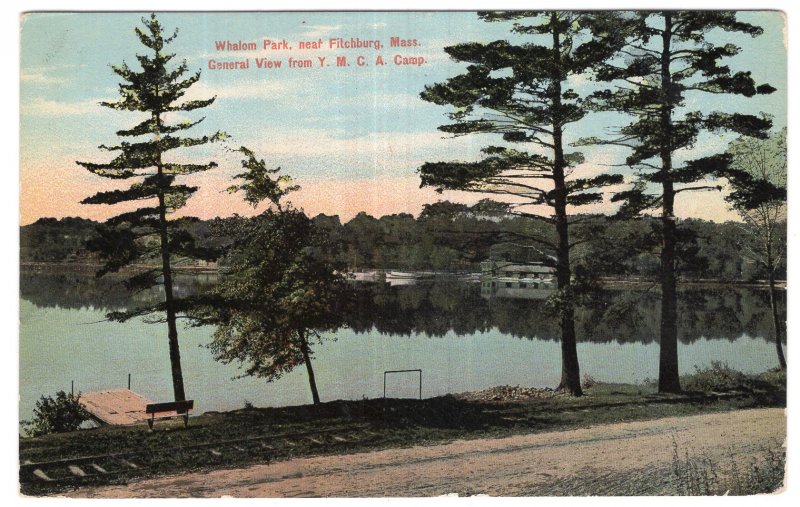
[19,11,787,223]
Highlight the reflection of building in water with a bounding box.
[480,261,557,300]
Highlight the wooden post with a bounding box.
[128,373,131,390]
[71,380,74,396]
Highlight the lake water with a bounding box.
[19,270,784,421]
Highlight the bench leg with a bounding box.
[148,417,154,430]
[183,414,189,428]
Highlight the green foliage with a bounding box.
[680,362,747,392]
[581,11,775,394]
[420,13,633,395]
[20,217,99,262]
[583,11,776,216]
[21,391,90,438]
[75,14,226,401]
[671,438,785,495]
[76,12,222,303]
[725,130,787,370]
[725,129,787,265]
[226,146,299,207]
[22,210,785,282]
[419,12,624,212]
[679,362,786,394]
[583,10,776,218]
[205,208,347,382]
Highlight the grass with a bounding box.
[671,437,786,495]
[20,367,786,496]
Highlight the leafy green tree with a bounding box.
[726,129,787,370]
[419,11,625,395]
[77,14,224,402]
[22,391,90,437]
[200,148,344,405]
[583,11,775,392]
[208,210,345,404]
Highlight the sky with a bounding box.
[19,11,787,225]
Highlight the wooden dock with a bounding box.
[79,389,154,426]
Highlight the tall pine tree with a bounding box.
[419,11,624,395]
[77,14,224,402]
[582,11,775,392]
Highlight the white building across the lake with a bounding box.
[480,261,557,299]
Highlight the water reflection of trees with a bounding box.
[347,283,780,345]
[21,271,781,345]
[20,270,218,312]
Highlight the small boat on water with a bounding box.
[348,271,383,281]
[385,271,420,286]
[386,271,419,280]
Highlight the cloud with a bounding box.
[20,97,105,116]
[20,69,67,85]
[300,25,342,38]
[248,129,479,161]
[184,79,292,101]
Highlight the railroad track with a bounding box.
[20,423,378,493]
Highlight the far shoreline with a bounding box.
[19,261,786,290]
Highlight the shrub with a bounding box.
[680,362,748,393]
[21,391,90,437]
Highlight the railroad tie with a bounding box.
[283,439,296,447]
[32,469,52,481]
[68,465,86,477]
[233,445,246,452]
[332,435,348,442]
[91,463,108,474]
[119,459,138,469]
[307,437,324,445]
[210,449,222,456]
[260,442,273,449]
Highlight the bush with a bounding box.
[680,362,748,392]
[21,391,90,437]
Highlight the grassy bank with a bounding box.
[20,367,785,496]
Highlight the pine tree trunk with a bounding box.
[157,193,186,402]
[299,330,321,405]
[657,13,681,394]
[154,100,186,403]
[551,14,582,397]
[766,249,787,371]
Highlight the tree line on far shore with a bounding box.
[21,210,786,283]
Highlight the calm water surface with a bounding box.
[19,271,784,420]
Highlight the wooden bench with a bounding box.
[145,400,194,429]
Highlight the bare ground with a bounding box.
[62,407,785,497]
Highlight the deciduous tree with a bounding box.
[201,148,344,405]
[726,128,787,370]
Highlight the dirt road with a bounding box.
[65,408,785,497]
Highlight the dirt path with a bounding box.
[64,408,785,497]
